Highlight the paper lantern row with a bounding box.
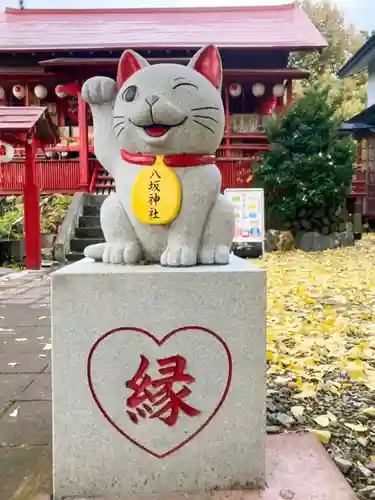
[252,83,285,98]
[0,84,68,100]
[228,82,285,98]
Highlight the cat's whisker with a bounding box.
[193,120,215,134]
[115,127,125,138]
[113,115,125,119]
[113,122,124,128]
[193,114,219,124]
[191,106,220,112]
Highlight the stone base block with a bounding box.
[51,257,266,499]
[65,434,358,500]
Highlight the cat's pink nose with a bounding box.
[146,95,160,106]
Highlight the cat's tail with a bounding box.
[84,243,106,261]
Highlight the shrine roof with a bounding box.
[0,4,326,52]
[0,107,46,131]
[39,58,311,79]
[0,107,58,142]
[338,33,375,78]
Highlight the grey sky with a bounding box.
[0,0,373,31]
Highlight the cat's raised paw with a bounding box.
[81,76,117,105]
[198,244,231,265]
[160,245,197,267]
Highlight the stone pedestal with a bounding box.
[51,256,266,499]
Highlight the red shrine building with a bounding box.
[0,3,326,197]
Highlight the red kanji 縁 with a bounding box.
[125,354,201,426]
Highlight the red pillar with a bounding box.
[23,133,41,270]
[24,84,30,106]
[78,92,89,190]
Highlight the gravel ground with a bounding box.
[262,234,375,499]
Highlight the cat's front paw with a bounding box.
[160,244,197,267]
[84,242,142,264]
[81,76,116,105]
[198,244,231,265]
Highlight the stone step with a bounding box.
[97,175,113,181]
[78,215,101,228]
[75,226,104,239]
[86,194,107,206]
[95,183,115,191]
[70,237,105,253]
[82,204,101,216]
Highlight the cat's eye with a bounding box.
[122,86,138,102]
[172,82,198,90]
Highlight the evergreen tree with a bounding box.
[254,85,356,230]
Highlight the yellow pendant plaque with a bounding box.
[131,156,182,225]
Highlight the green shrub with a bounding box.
[254,84,356,229]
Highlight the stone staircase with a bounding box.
[66,195,105,262]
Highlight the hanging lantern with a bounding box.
[0,86,5,100]
[252,83,265,97]
[34,84,48,100]
[229,82,242,98]
[12,85,25,100]
[55,84,66,98]
[0,141,15,163]
[273,84,285,97]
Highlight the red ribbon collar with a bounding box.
[121,150,216,168]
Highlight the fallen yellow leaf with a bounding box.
[365,380,375,391]
[344,423,368,433]
[267,349,275,361]
[294,384,317,399]
[291,405,305,418]
[314,415,330,428]
[361,407,375,417]
[327,411,337,423]
[308,429,331,444]
[347,361,365,381]
[357,437,368,447]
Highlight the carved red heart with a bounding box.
[87,326,232,459]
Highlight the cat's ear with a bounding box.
[117,50,149,90]
[188,45,222,90]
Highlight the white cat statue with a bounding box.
[81,44,234,267]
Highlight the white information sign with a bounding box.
[225,188,265,247]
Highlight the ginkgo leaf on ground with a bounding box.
[362,407,375,417]
[327,411,337,423]
[344,423,368,432]
[291,406,305,418]
[314,415,330,427]
[308,429,331,444]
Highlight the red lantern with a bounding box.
[55,84,66,98]
[0,141,15,163]
[229,82,242,98]
[12,85,25,100]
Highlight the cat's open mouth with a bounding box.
[144,125,170,137]
[130,117,187,139]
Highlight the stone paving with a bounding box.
[0,268,53,500]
